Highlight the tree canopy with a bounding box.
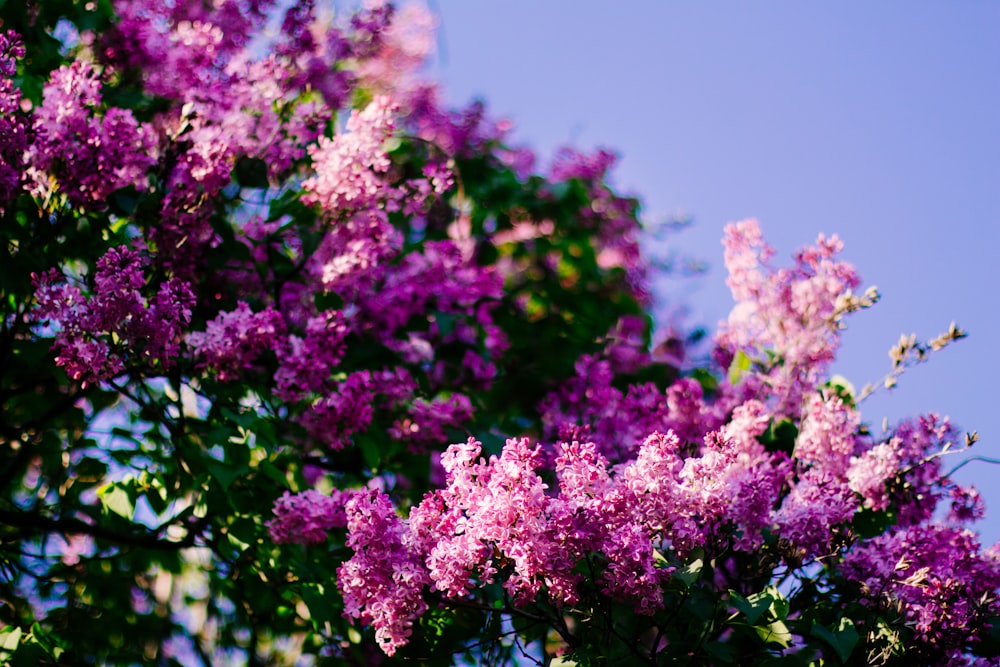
[0,2,996,665]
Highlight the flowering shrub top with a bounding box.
[0,2,994,666]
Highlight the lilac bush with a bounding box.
[0,1,994,665]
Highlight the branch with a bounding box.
[945,454,1000,478]
[858,323,967,402]
[0,507,205,551]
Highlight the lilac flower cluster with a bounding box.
[539,353,738,461]
[301,370,380,450]
[34,246,194,385]
[28,61,156,207]
[186,302,285,381]
[388,394,474,449]
[301,96,398,216]
[327,405,990,658]
[338,489,430,657]
[103,0,274,100]
[273,311,349,401]
[266,489,351,545]
[843,525,1000,661]
[283,221,997,659]
[0,31,31,208]
[25,2,503,473]
[358,240,506,386]
[323,428,789,649]
[98,0,400,275]
[715,218,861,414]
[15,2,989,660]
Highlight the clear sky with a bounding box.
[427,1,1000,544]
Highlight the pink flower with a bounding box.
[846,440,902,511]
[794,391,860,474]
[302,96,398,215]
[338,489,429,657]
[715,219,862,413]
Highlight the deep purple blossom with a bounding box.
[187,302,286,381]
[274,310,350,401]
[843,525,1000,660]
[267,489,352,545]
[33,247,194,385]
[774,468,857,561]
[28,61,156,206]
[0,31,31,208]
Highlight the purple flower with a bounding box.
[187,302,286,381]
[274,311,350,401]
[774,468,857,562]
[842,525,1000,656]
[33,247,194,385]
[267,489,352,545]
[300,371,376,449]
[0,31,31,208]
[28,61,156,206]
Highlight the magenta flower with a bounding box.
[28,61,156,207]
[33,247,194,385]
[187,302,286,381]
[338,489,430,657]
[267,489,352,545]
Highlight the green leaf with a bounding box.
[433,311,457,337]
[812,618,859,663]
[314,290,344,312]
[727,349,753,385]
[755,620,792,647]
[28,623,63,658]
[98,482,134,520]
[853,507,896,539]
[206,459,248,491]
[259,460,288,486]
[973,615,1000,657]
[759,419,799,455]
[73,457,108,482]
[730,590,769,626]
[300,584,338,624]
[0,626,21,653]
[731,586,789,627]
[221,407,256,430]
[675,548,705,587]
[767,586,790,620]
[690,367,719,394]
[826,374,857,406]
[359,434,381,470]
[703,641,735,663]
[550,658,579,667]
[226,531,251,553]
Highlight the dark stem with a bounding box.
[0,507,205,551]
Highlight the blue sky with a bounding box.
[428,1,1000,544]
